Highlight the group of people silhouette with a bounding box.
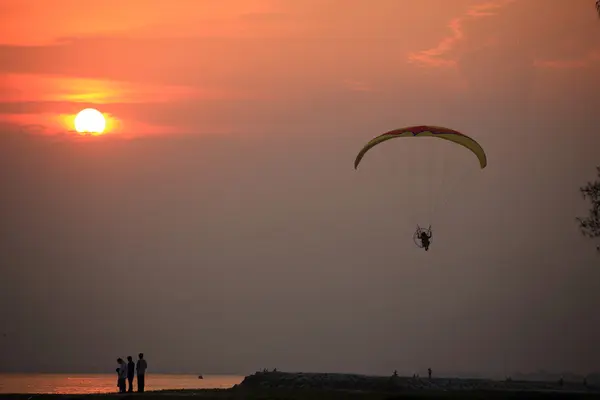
[116,353,148,393]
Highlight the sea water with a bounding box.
[0,373,244,394]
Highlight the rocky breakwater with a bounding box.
[239,371,599,393]
[240,371,402,391]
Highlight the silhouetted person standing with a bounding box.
[117,358,127,393]
[127,356,135,392]
[136,353,148,392]
[428,368,432,380]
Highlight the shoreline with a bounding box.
[1,371,599,399]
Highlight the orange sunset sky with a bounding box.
[1,0,598,137]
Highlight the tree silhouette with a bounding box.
[577,166,600,252]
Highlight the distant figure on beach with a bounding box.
[136,353,148,393]
[428,368,432,379]
[116,358,127,393]
[127,356,135,392]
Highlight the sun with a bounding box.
[74,108,106,135]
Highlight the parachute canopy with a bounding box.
[354,125,487,170]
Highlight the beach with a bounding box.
[1,371,600,399]
[0,374,242,395]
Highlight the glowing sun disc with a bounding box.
[74,108,106,134]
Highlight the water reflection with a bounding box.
[0,374,243,394]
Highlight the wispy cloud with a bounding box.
[408,0,515,68]
[0,74,212,104]
[535,49,600,69]
[0,0,281,45]
[0,109,182,138]
[342,79,374,93]
[0,72,244,137]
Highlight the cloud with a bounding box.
[0,0,282,45]
[0,74,212,104]
[0,72,247,137]
[0,109,185,138]
[534,49,600,69]
[238,12,293,22]
[408,0,516,68]
[342,79,374,93]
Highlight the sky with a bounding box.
[0,0,599,377]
